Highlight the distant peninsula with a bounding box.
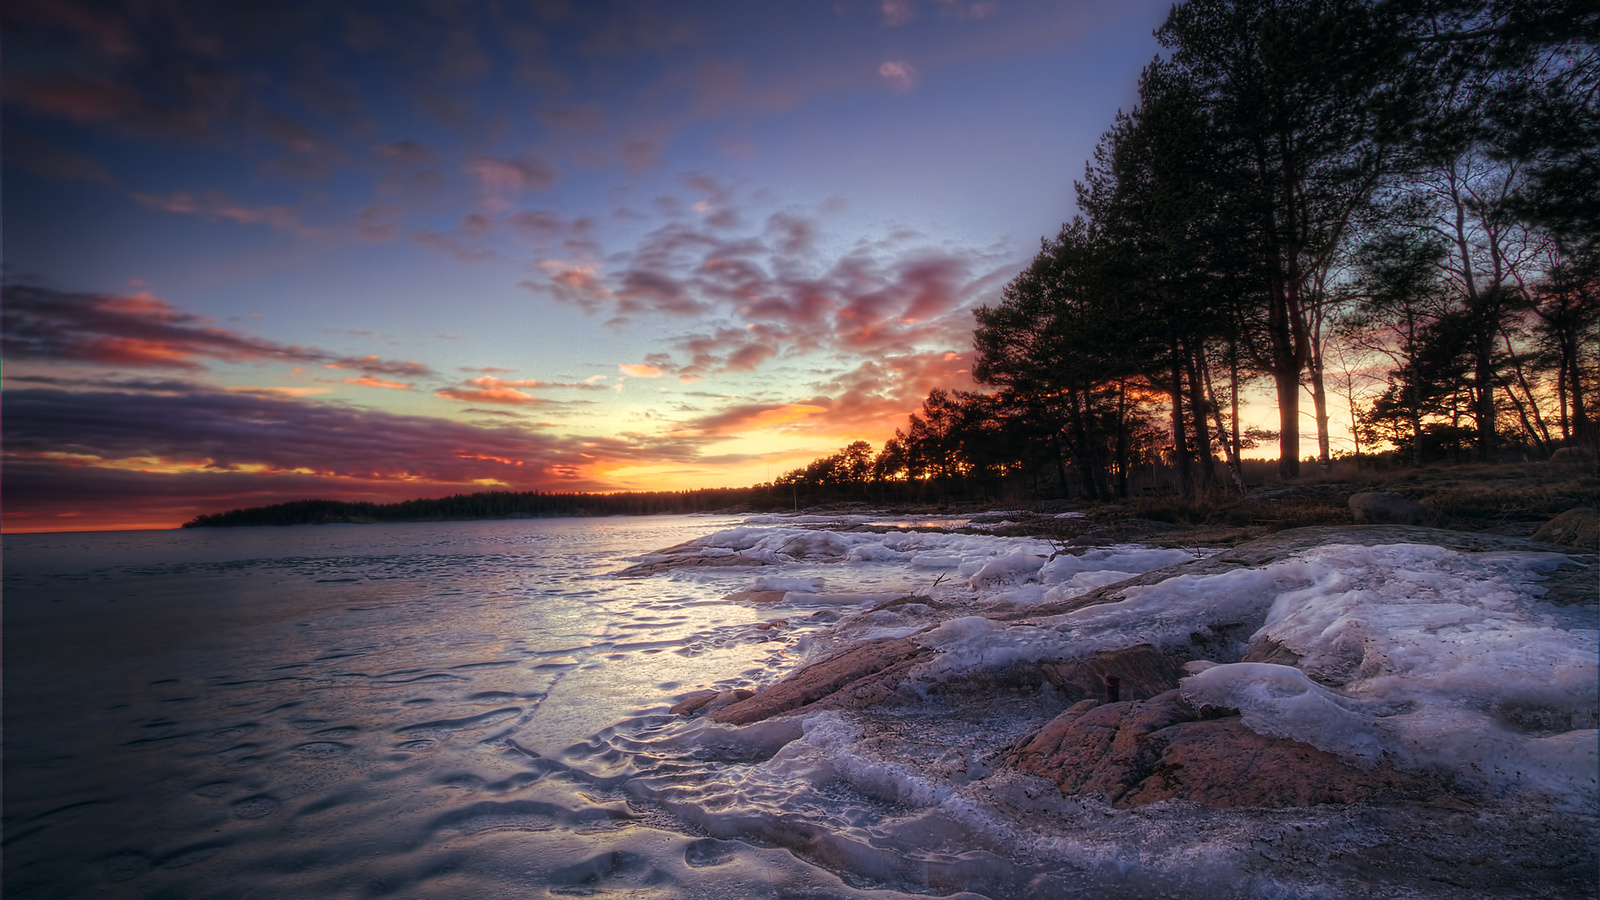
[181,488,765,527]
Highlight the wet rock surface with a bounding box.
[655,520,1597,897]
[1003,689,1444,809]
[709,636,934,726]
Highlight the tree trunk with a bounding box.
[1203,352,1247,493]
[1186,343,1218,496]
[1169,359,1195,500]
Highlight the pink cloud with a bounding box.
[878,60,918,93]
[131,191,322,237]
[343,375,413,390]
[464,154,559,207]
[435,386,546,405]
[3,285,435,376]
[2,384,724,530]
[882,0,918,27]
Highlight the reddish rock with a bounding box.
[1005,689,1440,808]
[1037,644,1184,703]
[670,690,721,716]
[670,689,754,717]
[709,637,933,725]
[616,554,770,577]
[1241,636,1303,667]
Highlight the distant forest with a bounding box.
[192,0,1595,525]
[769,0,1596,505]
[182,489,766,527]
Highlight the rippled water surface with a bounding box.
[7,517,977,899]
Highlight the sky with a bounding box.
[3,0,1180,532]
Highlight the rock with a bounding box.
[1348,491,1444,527]
[709,637,934,726]
[670,689,755,717]
[1004,689,1441,809]
[1548,446,1597,466]
[616,553,770,577]
[1037,645,1183,703]
[1241,636,1303,667]
[1532,507,1598,550]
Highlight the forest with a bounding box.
[767,0,1596,505]
[181,489,766,527]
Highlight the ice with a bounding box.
[755,575,823,592]
[964,550,1049,589]
[1038,547,1196,583]
[1180,543,1598,807]
[666,522,1596,813]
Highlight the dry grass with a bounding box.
[1102,458,1597,537]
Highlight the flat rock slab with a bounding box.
[615,553,771,577]
[1037,644,1183,703]
[1004,689,1443,809]
[710,637,933,726]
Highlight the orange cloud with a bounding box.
[343,375,412,390]
[619,363,663,377]
[435,386,546,405]
[685,402,829,436]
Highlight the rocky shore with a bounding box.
[646,469,1599,896]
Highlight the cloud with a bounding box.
[5,131,116,184]
[0,384,716,530]
[376,140,439,166]
[681,402,829,436]
[225,385,334,397]
[806,350,978,437]
[463,376,608,391]
[4,385,709,481]
[131,191,322,237]
[464,154,558,206]
[343,375,413,390]
[2,284,436,376]
[538,105,605,133]
[882,0,918,27]
[619,138,661,175]
[878,60,918,93]
[435,386,547,405]
[411,229,496,262]
[321,356,433,377]
[355,204,402,242]
[619,363,663,378]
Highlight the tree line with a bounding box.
[182,489,765,527]
[774,0,1595,505]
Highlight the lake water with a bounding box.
[11,516,1591,899]
[3,516,1053,900]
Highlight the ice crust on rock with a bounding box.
[625,521,1597,896]
[1180,543,1597,807]
[677,521,1203,607]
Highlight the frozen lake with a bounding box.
[4,515,1594,899]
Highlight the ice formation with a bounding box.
[657,519,1597,816]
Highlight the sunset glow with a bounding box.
[3,0,1176,532]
